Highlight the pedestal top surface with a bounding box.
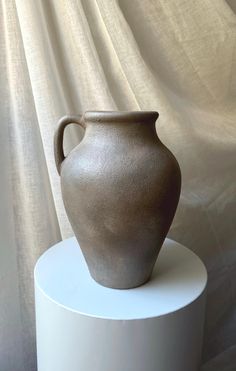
[34,237,207,320]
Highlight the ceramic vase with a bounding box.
[54,111,181,289]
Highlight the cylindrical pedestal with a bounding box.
[35,237,207,371]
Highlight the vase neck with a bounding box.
[83,111,159,141]
[82,113,159,146]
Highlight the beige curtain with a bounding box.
[1,0,236,370]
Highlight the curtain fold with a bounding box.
[1,0,236,370]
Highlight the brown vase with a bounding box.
[54,111,181,289]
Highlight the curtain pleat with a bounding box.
[0,0,236,370]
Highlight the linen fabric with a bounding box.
[0,0,236,370]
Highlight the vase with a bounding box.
[54,111,181,289]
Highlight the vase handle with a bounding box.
[54,115,85,175]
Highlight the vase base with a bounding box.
[89,271,152,290]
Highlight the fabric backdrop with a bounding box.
[0,0,236,370]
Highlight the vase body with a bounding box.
[54,111,181,289]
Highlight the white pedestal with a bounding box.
[34,237,207,371]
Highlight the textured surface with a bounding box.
[57,111,181,288]
[1,0,236,370]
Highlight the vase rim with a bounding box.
[83,111,159,123]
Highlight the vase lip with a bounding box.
[83,110,159,123]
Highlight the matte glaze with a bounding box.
[54,111,181,289]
